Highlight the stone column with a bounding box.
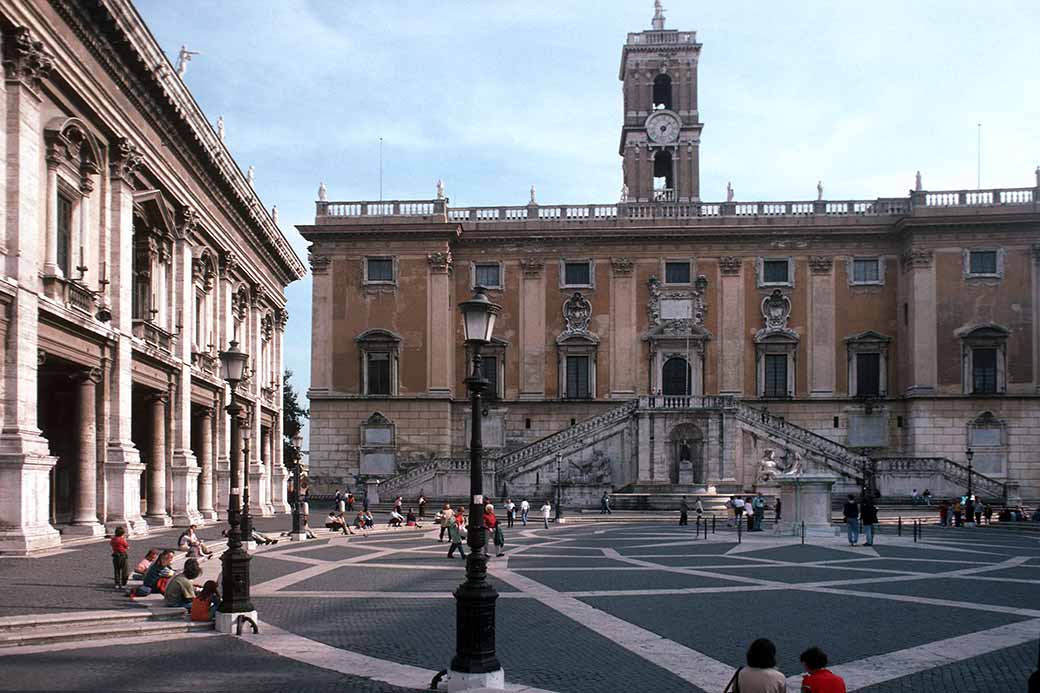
[170,222,201,525]
[519,259,546,399]
[718,257,744,395]
[808,257,835,397]
[609,258,636,398]
[0,28,61,554]
[145,392,170,524]
[67,368,104,535]
[309,253,331,393]
[270,312,290,512]
[196,407,216,519]
[903,249,937,396]
[104,136,146,534]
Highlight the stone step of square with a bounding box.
[0,618,213,648]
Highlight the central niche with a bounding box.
[644,274,711,396]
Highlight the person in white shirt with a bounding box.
[540,501,552,529]
[520,498,530,526]
[505,499,516,528]
[388,509,405,527]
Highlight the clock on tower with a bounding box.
[619,2,703,203]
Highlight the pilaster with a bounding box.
[518,259,546,399]
[808,256,835,397]
[426,251,453,396]
[609,258,636,397]
[718,257,744,395]
[903,248,937,396]
[308,251,331,392]
[170,222,201,525]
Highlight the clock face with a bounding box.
[646,111,680,144]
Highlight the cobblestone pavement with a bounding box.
[1,518,1038,691]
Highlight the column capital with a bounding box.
[427,251,453,274]
[520,258,544,278]
[808,256,833,274]
[610,257,634,277]
[194,405,215,419]
[2,26,53,92]
[70,367,103,385]
[109,137,143,186]
[718,256,742,275]
[145,390,169,406]
[901,247,933,272]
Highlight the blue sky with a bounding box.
[136,0,1040,445]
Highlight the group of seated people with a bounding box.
[325,511,357,535]
[176,525,213,557]
[130,549,220,622]
[999,505,1040,523]
[388,507,421,528]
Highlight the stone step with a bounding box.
[0,607,187,634]
[0,613,212,648]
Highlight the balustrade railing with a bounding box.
[875,456,1007,500]
[132,319,174,352]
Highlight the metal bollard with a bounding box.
[712,514,716,534]
[898,516,902,536]
[737,517,742,544]
[801,521,806,545]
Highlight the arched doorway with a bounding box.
[662,356,691,396]
[668,423,705,485]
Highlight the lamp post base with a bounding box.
[215,610,259,634]
[437,668,505,691]
[290,532,309,542]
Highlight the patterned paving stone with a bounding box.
[291,565,518,593]
[734,544,866,563]
[856,640,1037,693]
[290,544,376,562]
[847,575,1040,609]
[697,565,909,584]
[616,541,739,556]
[0,634,415,692]
[517,567,741,592]
[580,589,1027,675]
[250,555,313,584]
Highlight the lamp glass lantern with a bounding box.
[292,432,304,450]
[219,340,250,387]
[458,287,500,344]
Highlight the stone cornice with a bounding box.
[48,0,305,283]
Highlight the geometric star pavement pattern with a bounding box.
[249,521,1040,692]
[1,521,1037,691]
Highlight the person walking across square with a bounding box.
[860,497,878,546]
[505,499,516,528]
[541,500,552,529]
[520,498,530,526]
[446,516,466,559]
[843,494,860,546]
[679,496,689,525]
[110,526,129,589]
[600,492,612,515]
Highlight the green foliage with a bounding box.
[282,369,309,464]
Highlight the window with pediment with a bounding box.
[956,324,1008,395]
[356,329,401,396]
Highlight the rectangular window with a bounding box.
[366,258,394,283]
[972,348,997,394]
[764,354,788,398]
[763,259,789,284]
[856,352,881,397]
[563,261,591,287]
[366,352,391,395]
[57,195,73,276]
[565,355,591,399]
[852,258,880,283]
[480,355,498,400]
[969,251,997,275]
[474,263,501,289]
[665,261,691,284]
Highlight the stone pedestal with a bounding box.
[365,480,381,505]
[775,473,838,536]
[678,460,694,484]
[170,453,203,526]
[215,610,259,635]
[437,668,505,691]
[104,444,148,535]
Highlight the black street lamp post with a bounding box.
[240,416,253,543]
[444,287,503,688]
[555,453,563,522]
[289,432,305,539]
[217,340,255,628]
[966,448,974,499]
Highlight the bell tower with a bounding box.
[619,1,703,203]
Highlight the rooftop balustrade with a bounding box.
[313,185,1037,228]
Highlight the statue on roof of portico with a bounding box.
[817,180,823,201]
[318,181,327,201]
[436,179,445,200]
[529,185,537,205]
[271,205,279,225]
[652,0,666,29]
[216,115,224,142]
[620,183,629,203]
[915,170,922,191]
[246,165,255,186]
[726,181,734,202]
[1035,165,1039,187]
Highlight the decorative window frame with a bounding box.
[360,412,397,476]
[560,258,595,289]
[847,256,885,287]
[469,337,507,400]
[662,258,694,286]
[955,323,1008,395]
[754,333,798,399]
[471,261,504,290]
[355,328,402,396]
[844,331,891,398]
[556,332,598,400]
[363,256,398,286]
[756,257,794,288]
[966,411,1009,478]
[963,248,1004,281]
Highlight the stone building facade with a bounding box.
[301,6,1040,503]
[0,0,305,554]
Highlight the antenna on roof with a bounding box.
[379,137,384,203]
[976,122,982,190]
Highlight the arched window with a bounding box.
[662,357,691,396]
[653,74,673,110]
[653,151,674,200]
